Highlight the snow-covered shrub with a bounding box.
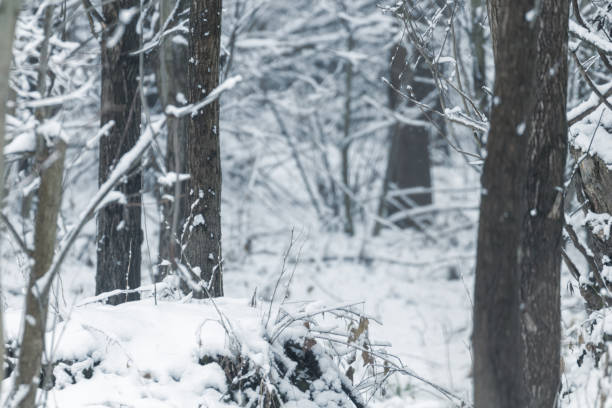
[565,309,612,406]
[192,298,390,408]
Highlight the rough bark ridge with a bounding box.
[473,0,539,406]
[383,44,432,229]
[158,0,189,277]
[97,0,142,305]
[183,0,223,298]
[519,0,569,405]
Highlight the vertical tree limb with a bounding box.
[0,0,21,401]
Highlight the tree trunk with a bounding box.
[182,0,223,298]
[0,0,20,400]
[341,30,354,236]
[470,0,487,112]
[472,0,539,406]
[518,0,568,405]
[97,0,142,305]
[376,44,432,232]
[158,0,189,278]
[13,6,67,406]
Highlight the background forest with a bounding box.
[0,0,610,407]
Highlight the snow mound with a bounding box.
[3,296,381,407]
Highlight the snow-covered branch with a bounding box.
[165,75,242,118]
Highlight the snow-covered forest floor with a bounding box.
[0,149,600,407]
[0,153,483,406]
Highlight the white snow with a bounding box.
[4,132,36,155]
[157,172,190,187]
[3,298,264,407]
[570,105,612,165]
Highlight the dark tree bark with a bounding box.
[473,0,539,406]
[97,0,142,305]
[474,1,569,407]
[519,0,569,405]
[376,44,432,232]
[182,0,223,298]
[158,0,189,277]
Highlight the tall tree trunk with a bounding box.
[472,0,539,406]
[182,0,223,298]
[0,0,20,400]
[158,0,189,278]
[13,6,67,407]
[97,0,142,305]
[518,1,569,405]
[474,1,569,406]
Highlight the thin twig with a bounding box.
[0,212,32,256]
[571,51,612,112]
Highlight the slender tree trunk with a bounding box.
[473,0,539,406]
[518,1,569,405]
[13,6,67,407]
[14,143,66,408]
[158,0,189,278]
[97,0,142,305]
[183,0,223,298]
[0,0,20,400]
[341,31,354,236]
[470,0,487,112]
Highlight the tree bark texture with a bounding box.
[519,0,568,405]
[0,0,20,399]
[473,0,539,407]
[382,44,432,229]
[183,0,223,298]
[158,0,189,277]
[97,0,142,305]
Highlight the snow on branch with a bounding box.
[76,281,173,307]
[21,76,96,108]
[444,108,489,133]
[165,75,242,118]
[569,20,612,55]
[568,83,612,126]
